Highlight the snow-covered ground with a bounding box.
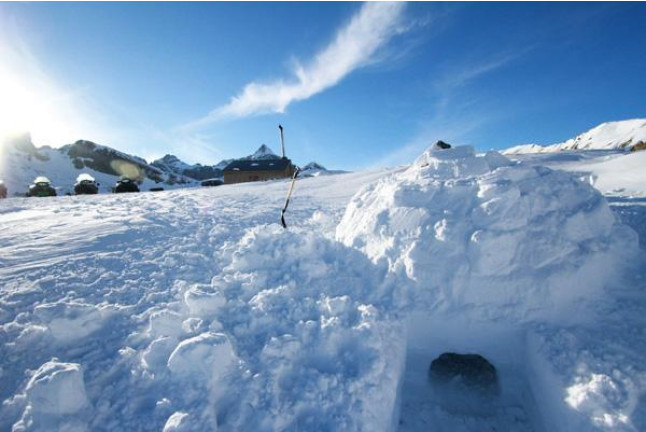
[1,146,644,431]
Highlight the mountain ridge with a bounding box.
[503,119,646,154]
[0,135,326,195]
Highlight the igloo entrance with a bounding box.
[429,352,499,394]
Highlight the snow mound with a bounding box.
[149,226,407,430]
[11,360,90,431]
[337,145,637,323]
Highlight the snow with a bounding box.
[34,302,107,343]
[11,360,90,431]
[553,151,646,196]
[166,332,235,380]
[25,361,89,415]
[338,146,635,323]
[75,173,96,183]
[504,119,646,154]
[1,142,645,431]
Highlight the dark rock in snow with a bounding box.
[434,140,452,150]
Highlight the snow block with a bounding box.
[34,302,104,343]
[183,286,226,318]
[25,360,89,415]
[142,336,177,372]
[163,411,196,432]
[167,332,235,381]
[148,310,185,339]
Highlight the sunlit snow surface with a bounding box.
[1,148,645,431]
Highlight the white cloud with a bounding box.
[184,2,408,129]
[434,47,534,94]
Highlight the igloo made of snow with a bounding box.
[336,145,636,323]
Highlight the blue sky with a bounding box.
[1,2,645,170]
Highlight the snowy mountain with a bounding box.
[504,119,646,154]
[299,161,345,178]
[1,136,331,196]
[151,144,331,180]
[0,134,197,196]
[302,161,327,171]
[251,143,280,160]
[150,154,193,174]
[151,145,282,182]
[151,154,225,181]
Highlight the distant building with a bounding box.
[223,158,295,184]
[200,178,223,187]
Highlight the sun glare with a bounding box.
[2,77,51,143]
[0,67,77,147]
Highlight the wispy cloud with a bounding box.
[434,47,535,94]
[183,2,409,129]
[368,48,533,169]
[367,99,496,169]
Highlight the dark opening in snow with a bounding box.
[429,352,498,394]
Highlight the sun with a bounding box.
[0,75,36,140]
[0,68,78,147]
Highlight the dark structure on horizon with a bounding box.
[223,125,295,185]
[223,158,295,184]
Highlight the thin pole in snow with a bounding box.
[279,124,286,159]
[280,167,300,229]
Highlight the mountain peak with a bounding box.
[151,154,193,174]
[252,144,279,160]
[302,161,326,171]
[157,154,182,164]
